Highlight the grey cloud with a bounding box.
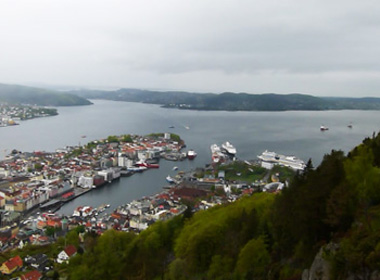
[0,0,380,96]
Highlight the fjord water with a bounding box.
[1,100,380,215]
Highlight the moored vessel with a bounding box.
[258,150,306,171]
[221,141,237,155]
[187,149,197,160]
[166,175,175,184]
[210,144,228,163]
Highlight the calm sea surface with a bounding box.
[1,100,380,215]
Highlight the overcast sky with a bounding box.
[1,0,380,97]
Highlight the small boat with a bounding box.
[166,175,175,184]
[135,162,159,168]
[81,135,87,138]
[172,166,178,171]
[348,122,353,128]
[127,166,147,172]
[187,149,197,160]
[320,125,329,131]
[169,125,175,128]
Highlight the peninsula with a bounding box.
[0,103,58,127]
[0,83,92,106]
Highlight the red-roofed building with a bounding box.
[29,234,49,245]
[57,245,77,263]
[170,208,179,214]
[20,270,42,280]
[0,255,23,275]
[46,217,62,228]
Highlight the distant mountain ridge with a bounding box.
[0,84,92,106]
[2,83,380,110]
[70,88,380,111]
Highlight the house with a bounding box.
[56,244,77,263]
[0,255,23,275]
[24,253,48,270]
[19,270,42,280]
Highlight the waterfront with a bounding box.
[1,100,380,215]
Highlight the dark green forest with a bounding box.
[72,88,380,111]
[56,132,380,279]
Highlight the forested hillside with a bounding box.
[0,84,92,106]
[71,88,380,111]
[57,132,380,279]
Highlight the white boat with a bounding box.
[320,125,329,131]
[127,166,148,172]
[221,141,237,155]
[258,150,306,171]
[166,175,175,184]
[210,144,221,154]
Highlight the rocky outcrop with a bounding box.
[303,243,380,280]
[302,243,338,280]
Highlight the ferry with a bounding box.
[210,144,227,163]
[258,150,306,171]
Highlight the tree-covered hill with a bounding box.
[0,84,92,106]
[61,132,380,279]
[71,87,380,111]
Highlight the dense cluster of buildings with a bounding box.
[0,131,291,279]
[0,103,57,127]
[0,133,185,246]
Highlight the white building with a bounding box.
[57,245,77,264]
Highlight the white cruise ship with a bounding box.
[221,141,237,155]
[258,150,306,171]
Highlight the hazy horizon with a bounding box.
[1,0,380,97]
